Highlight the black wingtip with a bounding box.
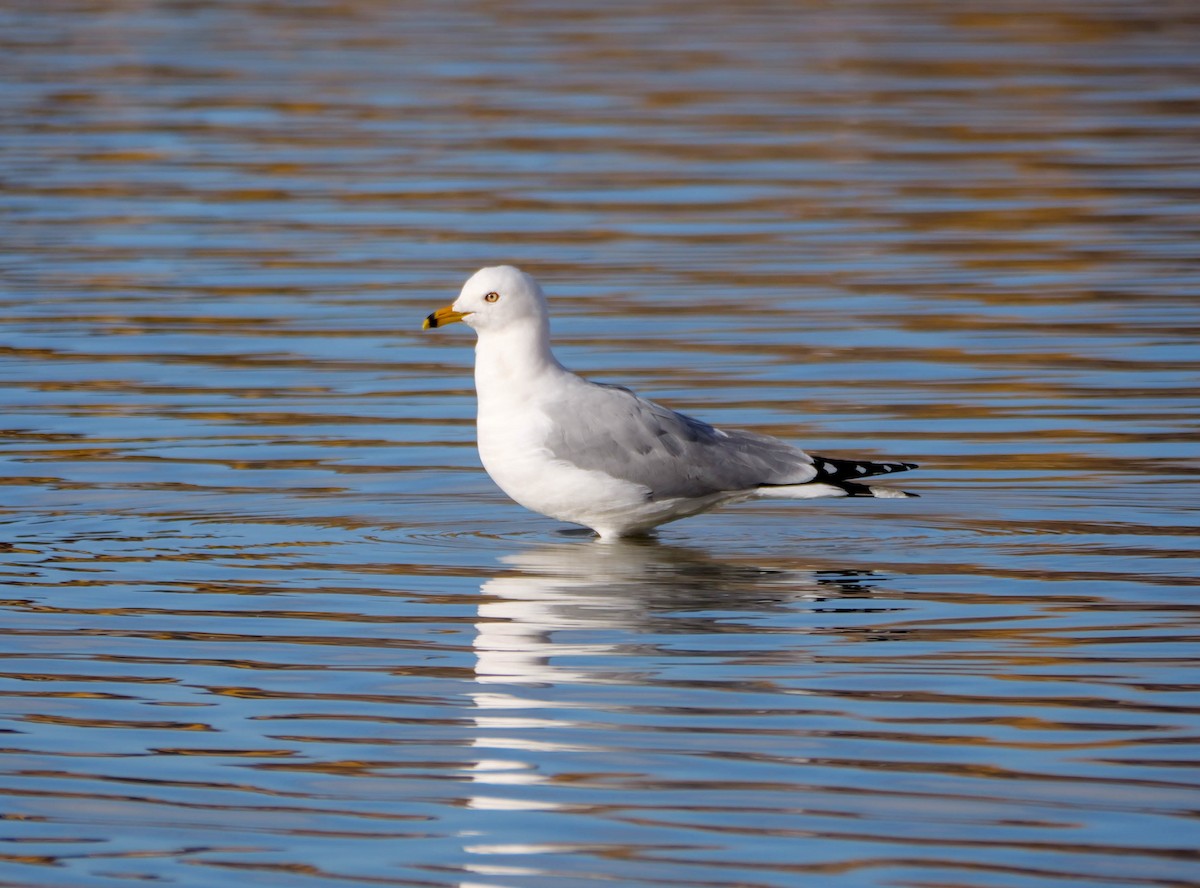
[809,454,919,482]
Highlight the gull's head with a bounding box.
[423,266,548,334]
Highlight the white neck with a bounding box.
[473,320,566,401]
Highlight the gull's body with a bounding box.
[424,266,917,538]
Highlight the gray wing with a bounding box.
[542,381,816,500]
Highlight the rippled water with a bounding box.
[3,2,1199,886]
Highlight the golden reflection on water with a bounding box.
[2,0,1200,886]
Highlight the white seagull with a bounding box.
[423,266,918,539]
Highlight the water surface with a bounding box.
[2,2,1199,886]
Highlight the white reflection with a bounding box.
[472,539,874,685]
[458,539,884,883]
[473,541,680,687]
[462,538,881,806]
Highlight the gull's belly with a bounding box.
[477,409,641,522]
[477,406,698,535]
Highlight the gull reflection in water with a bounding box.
[460,538,884,853]
[472,538,881,687]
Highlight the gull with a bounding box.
[423,266,917,539]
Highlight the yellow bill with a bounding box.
[422,305,469,330]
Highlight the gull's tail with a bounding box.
[757,454,919,500]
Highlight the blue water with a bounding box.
[2,2,1199,886]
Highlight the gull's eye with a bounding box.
[484,291,500,303]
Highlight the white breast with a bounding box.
[476,396,652,530]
